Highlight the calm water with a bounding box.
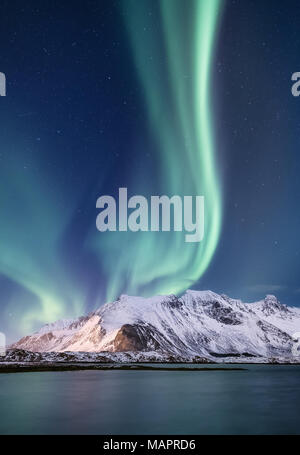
[0,364,300,434]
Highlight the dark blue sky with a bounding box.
[212,0,300,303]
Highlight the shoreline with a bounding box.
[1,361,300,373]
[0,363,248,374]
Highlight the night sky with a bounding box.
[1,0,300,342]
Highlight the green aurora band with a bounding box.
[0,149,83,336]
[97,0,223,301]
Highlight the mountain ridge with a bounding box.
[11,290,300,361]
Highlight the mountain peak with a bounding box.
[183,289,222,301]
[264,294,279,303]
[262,294,288,314]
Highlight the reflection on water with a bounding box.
[0,364,300,434]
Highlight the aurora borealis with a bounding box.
[98,0,223,301]
[1,0,300,342]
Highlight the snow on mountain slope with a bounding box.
[250,294,300,335]
[11,291,300,360]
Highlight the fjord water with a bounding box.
[0,365,300,434]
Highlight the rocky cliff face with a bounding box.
[11,291,300,361]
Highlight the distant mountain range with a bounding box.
[10,290,300,363]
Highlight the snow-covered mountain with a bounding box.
[11,291,300,361]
